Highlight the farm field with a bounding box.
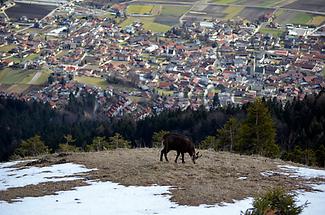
[159,5,190,17]
[0,44,17,53]
[5,3,56,20]
[74,76,109,89]
[259,27,285,37]
[211,0,291,7]
[0,68,50,93]
[140,0,198,2]
[156,88,174,96]
[126,4,161,15]
[200,5,228,18]
[155,5,191,26]
[308,15,325,26]
[120,17,171,32]
[0,69,36,85]
[184,4,228,22]
[0,68,50,85]
[237,7,274,22]
[283,0,325,13]
[130,0,325,25]
[274,9,325,26]
[3,84,31,94]
[224,6,243,19]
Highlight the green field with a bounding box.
[224,6,243,19]
[0,44,16,52]
[29,70,51,85]
[160,5,190,17]
[7,56,23,63]
[74,76,109,89]
[259,27,285,37]
[6,84,31,93]
[120,17,171,32]
[292,13,313,25]
[0,69,35,85]
[0,68,50,85]
[213,0,289,7]
[25,53,40,61]
[213,0,238,4]
[308,15,325,26]
[275,9,317,26]
[126,5,160,15]
[156,88,174,96]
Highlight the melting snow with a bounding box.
[0,161,324,214]
[279,165,325,179]
[297,184,325,215]
[238,176,247,180]
[0,161,94,191]
[0,180,253,215]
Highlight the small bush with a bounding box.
[15,135,49,157]
[108,133,131,149]
[85,136,110,152]
[57,144,81,153]
[152,130,169,148]
[199,136,219,150]
[243,187,308,215]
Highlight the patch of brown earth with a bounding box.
[2,149,324,206]
[0,180,88,203]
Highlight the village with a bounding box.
[0,0,325,120]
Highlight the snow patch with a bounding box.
[0,161,95,191]
[297,184,325,215]
[279,165,325,179]
[0,180,254,215]
[238,176,247,180]
[260,170,289,177]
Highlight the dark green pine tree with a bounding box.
[238,99,279,158]
[217,117,240,152]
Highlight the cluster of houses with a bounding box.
[0,2,324,120]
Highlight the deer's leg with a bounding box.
[160,148,165,161]
[175,151,180,163]
[181,152,185,163]
[164,149,169,162]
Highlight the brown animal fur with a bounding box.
[160,133,201,164]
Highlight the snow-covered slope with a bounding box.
[0,161,324,215]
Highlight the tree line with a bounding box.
[0,91,324,166]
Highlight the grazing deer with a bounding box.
[160,133,201,164]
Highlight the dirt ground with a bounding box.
[1,149,324,206]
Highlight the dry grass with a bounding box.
[1,149,324,206]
